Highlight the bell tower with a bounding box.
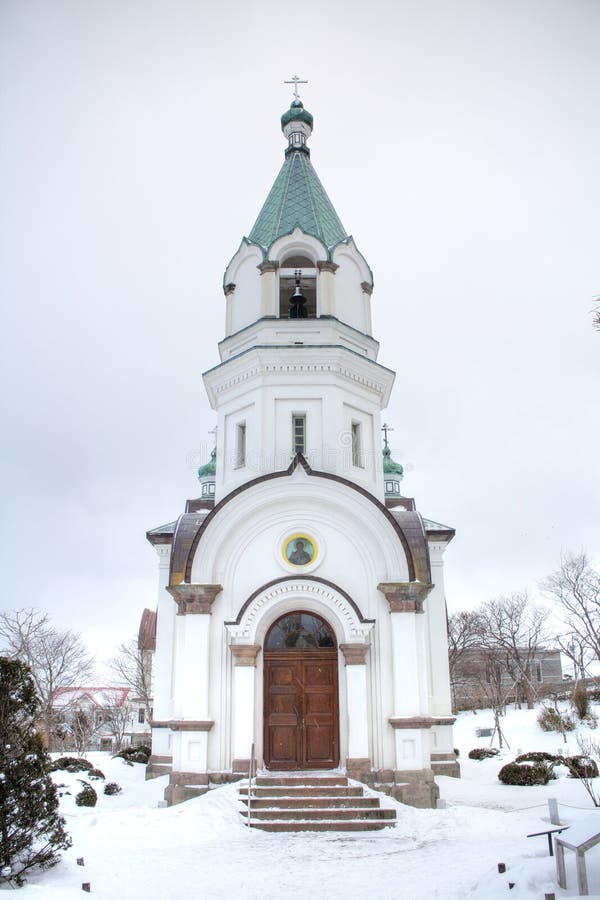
[204,93,395,503]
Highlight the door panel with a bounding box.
[264,654,338,769]
[264,659,302,769]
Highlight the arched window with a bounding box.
[265,611,336,650]
[279,255,317,319]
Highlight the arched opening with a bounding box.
[278,255,317,319]
[263,611,339,770]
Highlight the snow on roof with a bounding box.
[52,686,130,708]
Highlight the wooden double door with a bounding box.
[263,652,339,770]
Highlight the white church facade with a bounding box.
[146,95,459,808]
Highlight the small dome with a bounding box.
[281,100,314,132]
[382,446,404,477]
[198,447,216,479]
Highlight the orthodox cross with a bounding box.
[208,426,218,448]
[284,75,308,101]
[381,423,394,450]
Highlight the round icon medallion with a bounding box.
[283,534,317,567]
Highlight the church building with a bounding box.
[146,91,459,809]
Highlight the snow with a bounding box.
[7,705,600,899]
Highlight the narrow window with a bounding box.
[292,414,306,455]
[235,422,246,468]
[351,422,363,467]
[138,708,145,724]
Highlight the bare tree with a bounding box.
[447,609,483,710]
[99,692,132,751]
[70,709,99,755]
[542,552,600,667]
[478,593,549,709]
[555,630,593,683]
[0,609,94,745]
[107,639,152,725]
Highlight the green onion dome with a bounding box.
[281,99,314,132]
[382,445,404,477]
[197,447,216,480]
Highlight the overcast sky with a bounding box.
[1,0,598,669]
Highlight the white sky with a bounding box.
[1,0,598,667]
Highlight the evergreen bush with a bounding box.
[113,745,151,764]
[88,768,105,780]
[74,782,97,807]
[103,782,122,796]
[515,751,559,763]
[51,756,93,773]
[468,748,500,760]
[498,761,553,786]
[565,756,599,779]
[0,657,71,884]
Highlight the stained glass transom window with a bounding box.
[266,612,336,650]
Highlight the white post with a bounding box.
[340,644,370,771]
[231,645,260,771]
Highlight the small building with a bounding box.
[51,686,150,752]
[451,647,563,710]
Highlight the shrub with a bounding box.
[0,658,71,883]
[498,761,553,786]
[51,757,93,773]
[565,756,599,779]
[103,782,122,796]
[571,683,590,720]
[537,706,575,733]
[88,768,105,780]
[515,751,559,764]
[468,748,500,760]
[74,782,97,807]
[113,745,151,764]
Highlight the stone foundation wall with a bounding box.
[430,752,461,779]
[346,759,441,809]
[146,754,173,781]
[165,770,244,806]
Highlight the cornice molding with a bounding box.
[166,583,223,615]
[339,643,370,665]
[230,644,261,667]
[378,581,434,613]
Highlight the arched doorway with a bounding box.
[263,611,339,770]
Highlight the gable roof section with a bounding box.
[168,454,431,586]
[248,151,348,253]
[52,687,130,708]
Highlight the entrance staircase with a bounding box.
[238,773,396,832]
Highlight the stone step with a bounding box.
[245,819,394,832]
[240,807,396,821]
[239,785,364,798]
[240,796,380,810]
[254,775,348,787]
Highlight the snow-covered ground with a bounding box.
[8,705,600,899]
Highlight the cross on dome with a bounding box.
[284,74,308,101]
[381,423,394,450]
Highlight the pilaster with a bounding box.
[340,643,370,768]
[149,544,174,761]
[316,260,338,316]
[258,260,279,316]
[230,644,261,773]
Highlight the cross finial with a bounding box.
[208,426,218,447]
[381,423,394,450]
[284,75,308,101]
